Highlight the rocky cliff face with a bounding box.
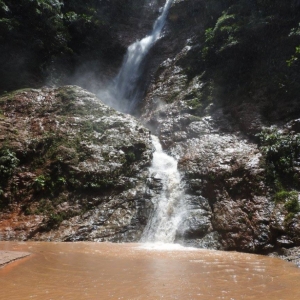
[0,86,154,242]
[138,0,300,260]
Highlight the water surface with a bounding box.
[0,242,300,299]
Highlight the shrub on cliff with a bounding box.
[0,148,19,207]
[181,0,300,121]
[257,128,300,186]
[0,148,19,181]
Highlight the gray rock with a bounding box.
[0,86,155,242]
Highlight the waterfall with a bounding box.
[141,136,186,243]
[99,0,183,244]
[105,0,173,113]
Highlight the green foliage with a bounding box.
[201,11,241,59]
[57,176,66,186]
[274,190,298,204]
[257,128,300,182]
[0,148,19,180]
[0,0,130,92]
[287,46,300,67]
[57,87,77,103]
[179,0,300,121]
[287,24,300,66]
[274,190,300,220]
[81,174,115,191]
[285,196,300,214]
[187,98,203,111]
[47,212,64,227]
[0,0,70,91]
[0,0,9,13]
[289,23,300,37]
[0,148,19,209]
[32,171,67,195]
[46,209,78,228]
[258,128,300,219]
[33,175,47,191]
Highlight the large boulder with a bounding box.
[0,86,154,242]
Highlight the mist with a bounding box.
[54,0,173,115]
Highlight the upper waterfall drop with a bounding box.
[111,0,174,113]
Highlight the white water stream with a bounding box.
[141,136,186,243]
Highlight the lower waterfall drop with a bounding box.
[141,135,187,243]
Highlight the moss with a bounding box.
[285,196,300,214]
[92,122,106,133]
[80,120,93,134]
[125,151,136,163]
[188,115,202,123]
[274,190,300,220]
[274,190,298,204]
[187,98,202,110]
[207,173,216,182]
[0,89,23,98]
[56,88,82,115]
[82,176,116,191]
[166,91,180,104]
[57,87,77,102]
[28,132,81,170]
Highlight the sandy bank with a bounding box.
[0,251,30,268]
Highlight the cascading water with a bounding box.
[141,136,187,243]
[101,0,185,244]
[103,0,173,113]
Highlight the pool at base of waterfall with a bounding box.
[1,241,300,300]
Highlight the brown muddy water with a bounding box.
[0,242,300,300]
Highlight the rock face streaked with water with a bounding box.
[138,0,300,259]
[0,86,154,242]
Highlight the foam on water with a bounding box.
[138,242,197,251]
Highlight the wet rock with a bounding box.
[176,195,212,240]
[286,215,300,245]
[279,247,300,267]
[183,232,223,250]
[270,204,288,233]
[0,86,154,242]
